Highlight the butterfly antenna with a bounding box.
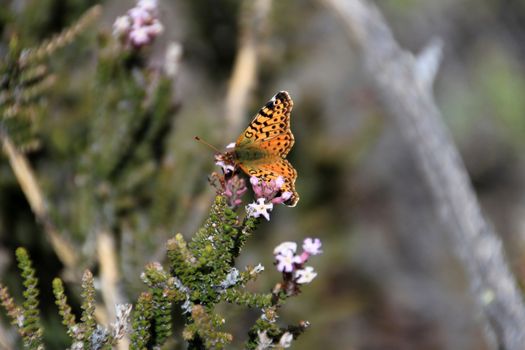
[194,136,222,153]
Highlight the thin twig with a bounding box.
[19,5,102,67]
[320,0,525,349]
[1,131,78,268]
[96,231,129,350]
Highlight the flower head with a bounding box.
[302,238,322,255]
[129,6,153,25]
[113,16,132,37]
[275,249,301,273]
[137,0,159,13]
[250,175,291,205]
[273,241,297,256]
[112,0,163,49]
[279,332,294,348]
[247,198,273,221]
[257,331,273,349]
[209,153,246,208]
[295,266,317,284]
[129,27,151,46]
[251,263,265,275]
[219,268,239,289]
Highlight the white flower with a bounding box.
[226,142,236,149]
[279,332,293,348]
[16,315,24,328]
[302,238,322,255]
[247,198,273,221]
[273,241,297,255]
[261,308,278,323]
[215,160,235,174]
[113,16,132,37]
[275,249,301,273]
[250,263,265,275]
[220,268,239,289]
[71,341,83,350]
[137,0,158,12]
[295,266,317,284]
[256,331,273,350]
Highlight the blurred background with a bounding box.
[1,0,525,349]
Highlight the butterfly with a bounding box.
[220,91,299,206]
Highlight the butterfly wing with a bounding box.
[235,91,299,206]
[239,158,299,207]
[236,91,294,158]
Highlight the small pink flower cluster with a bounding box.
[209,172,247,209]
[113,0,164,48]
[274,238,322,284]
[250,176,292,205]
[245,176,292,221]
[223,175,247,207]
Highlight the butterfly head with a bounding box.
[214,151,237,174]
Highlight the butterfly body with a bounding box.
[233,146,269,161]
[222,91,299,206]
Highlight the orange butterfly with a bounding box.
[218,91,299,206]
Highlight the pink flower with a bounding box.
[250,176,260,186]
[271,191,292,205]
[275,176,285,188]
[224,175,247,207]
[129,7,153,26]
[249,176,291,205]
[112,0,163,49]
[129,27,151,46]
[275,250,301,273]
[302,238,322,255]
[209,172,246,208]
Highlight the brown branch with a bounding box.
[320,0,525,348]
[96,231,130,350]
[224,0,272,140]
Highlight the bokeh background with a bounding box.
[1,0,525,349]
